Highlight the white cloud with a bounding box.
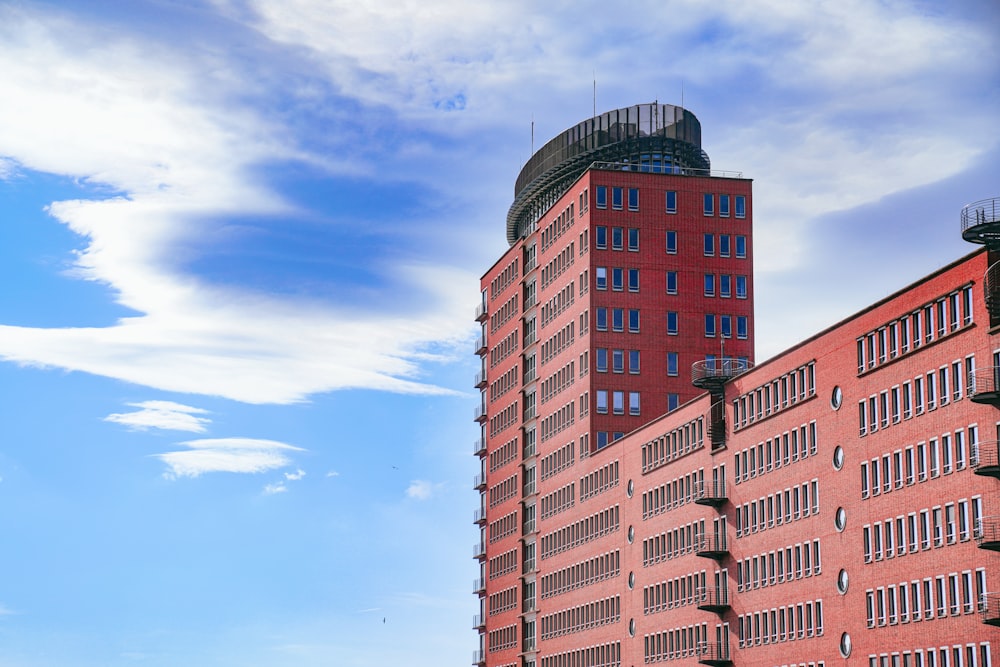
[263,481,288,495]
[154,437,304,479]
[405,479,442,501]
[284,469,306,481]
[325,470,340,478]
[104,400,211,433]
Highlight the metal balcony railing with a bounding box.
[475,302,487,322]
[473,437,486,456]
[473,541,486,559]
[969,368,1000,406]
[473,404,487,422]
[960,196,1000,246]
[522,557,536,574]
[695,586,731,613]
[696,641,732,666]
[987,262,1000,319]
[693,480,728,507]
[473,577,485,594]
[474,335,486,355]
[692,358,752,391]
[474,370,487,388]
[975,517,1000,551]
[981,593,1000,626]
[694,532,729,560]
[523,637,536,653]
[472,613,484,629]
[523,481,536,496]
[523,519,536,535]
[474,507,486,524]
[472,649,485,665]
[473,473,486,490]
[972,440,1000,477]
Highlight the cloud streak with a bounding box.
[154,437,304,479]
[104,400,211,433]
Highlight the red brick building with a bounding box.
[473,103,999,667]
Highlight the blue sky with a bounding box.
[0,1,997,665]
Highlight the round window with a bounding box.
[627,525,635,544]
[831,386,843,410]
[833,446,845,470]
[628,571,635,590]
[837,569,849,594]
[627,479,634,498]
[839,632,852,658]
[628,618,636,637]
[835,507,847,532]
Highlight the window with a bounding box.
[667,393,679,411]
[704,274,715,296]
[595,226,607,249]
[612,227,624,250]
[720,275,732,298]
[628,268,639,292]
[665,190,677,213]
[667,352,678,376]
[596,308,607,331]
[596,186,607,209]
[596,348,608,372]
[704,234,715,256]
[720,194,731,217]
[629,309,640,332]
[667,312,678,335]
[628,188,639,211]
[667,271,678,294]
[629,391,640,415]
[719,234,731,257]
[735,195,746,218]
[629,350,640,374]
[721,315,732,338]
[612,268,624,291]
[736,275,748,299]
[612,349,624,373]
[735,235,746,258]
[596,267,607,290]
[666,230,677,254]
[737,316,748,339]
[705,314,717,338]
[704,193,715,216]
[628,228,639,251]
[612,308,624,332]
[596,390,608,413]
[612,390,624,414]
[612,187,623,210]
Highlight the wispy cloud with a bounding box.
[104,400,211,433]
[284,469,306,481]
[263,481,287,495]
[325,470,340,478]
[154,437,303,479]
[405,480,443,501]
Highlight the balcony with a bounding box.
[474,404,487,423]
[981,593,1000,626]
[473,577,486,594]
[696,586,731,614]
[972,440,1000,478]
[693,480,728,507]
[960,196,1000,246]
[523,441,537,459]
[474,370,487,388]
[969,368,1000,406]
[473,437,486,456]
[473,541,486,559]
[696,642,732,666]
[473,473,486,490]
[523,596,536,613]
[475,302,487,322]
[523,637,536,653]
[692,358,752,393]
[523,518,536,535]
[975,517,1000,551]
[522,557,536,574]
[474,507,487,524]
[986,262,1000,320]
[474,335,487,356]
[472,649,485,665]
[523,481,537,496]
[472,613,485,629]
[694,532,729,560]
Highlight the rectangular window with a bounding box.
[705,314,717,337]
[612,390,624,414]
[721,315,732,338]
[628,268,639,292]
[704,234,715,256]
[628,228,639,251]
[612,267,624,291]
[737,316,748,339]
[629,309,640,332]
[612,227,623,250]
[628,188,639,211]
[720,194,730,217]
[667,271,678,294]
[736,275,748,299]
[595,226,607,249]
[719,234,731,257]
[629,391,640,415]
[667,352,678,376]
[596,266,607,290]
[596,186,607,209]
[704,274,715,296]
[667,312,678,335]
[612,186,623,210]
[665,230,677,254]
[596,348,608,372]
[667,393,679,411]
[629,350,640,374]
[735,235,746,258]
[735,195,746,218]
[704,193,715,216]
[612,349,624,373]
[596,390,608,413]
[612,308,624,332]
[720,275,732,298]
[665,190,677,214]
[596,308,607,331]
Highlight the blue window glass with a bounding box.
[596,226,608,249]
[612,268,624,291]
[612,187,623,210]
[612,227,624,250]
[720,194,730,217]
[628,269,639,292]
[667,271,678,294]
[629,391,640,415]
[704,234,715,256]
[596,267,607,290]
[720,275,732,298]
[736,275,748,299]
[667,394,679,412]
[597,390,608,413]
[719,234,731,257]
[612,391,624,414]
[629,350,640,374]
[704,193,715,216]
[666,231,677,254]
[667,312,678,335]
[596,308,608,330]
[612,432,624,442]
[628,309,640,332]
[705,314,717,337]
[596,348,608,372]
[612,349,624,373]
[721,315,732,338]
[666,191,677,213]
[612,308,624,332]
[735,195,746,218]
[736,235,746,258]
[628,188,639,211]
[738,316,749,339]
[667,352,678,376]
[596,431,609,449]
[704,274,715,296]
[628,228,639,251]
[596,186,607,209]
